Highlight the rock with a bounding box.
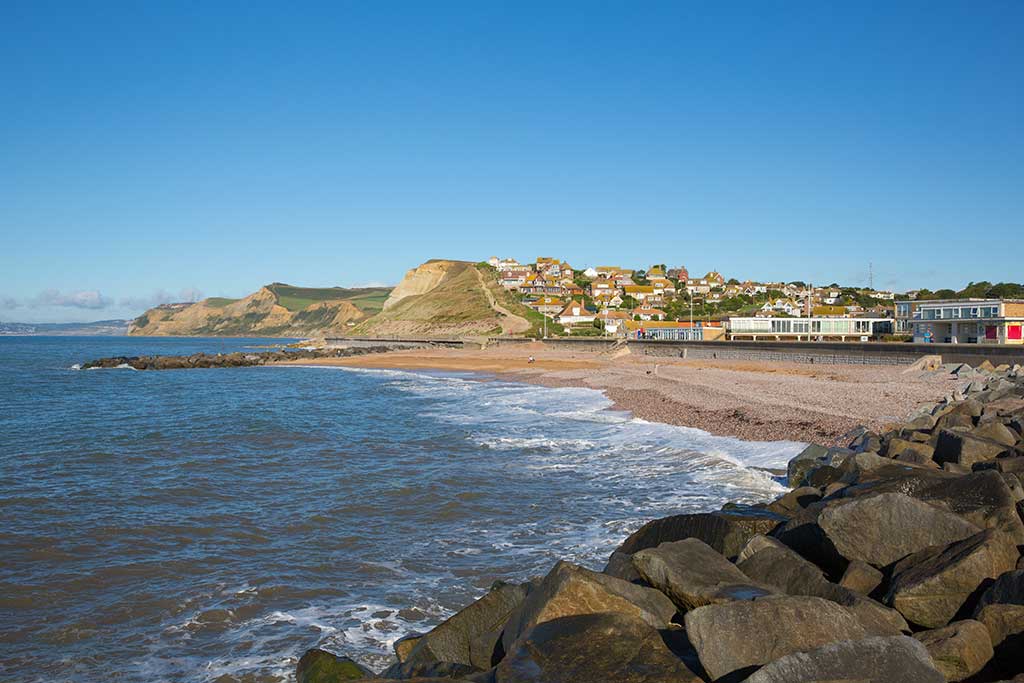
[399,581,530,675]
[603,550,642,582]
[394,633,423,662]
[973,570,1024,644]
[765,486,821,517]
[839,560,884,596]
[886,529,1020,628]
[632,538,774,611]
[914,619,994,682]
[500,561,676,653]
[736,534,786,564]
[737,539,907,634]
[814,492,981,569]
[296,649,375,683]
[787,444,830,487]
[913,471,1024,543]
[975,422,1022,448]
[607,511,783,567]
[905,413,939,431]
[494,612,702,683]
[979,360,997,372]
[683,595,881,681]
[935,429,1008,468]
[938,412,976,432]
[889,438,937,462]
[741,635,944,683]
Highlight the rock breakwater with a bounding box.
[80,345,396,370]
[298,362,1024,682]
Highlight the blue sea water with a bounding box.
[0,337,803,682]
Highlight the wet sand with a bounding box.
[279,344,957,443]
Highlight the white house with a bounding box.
[557,300,596,325]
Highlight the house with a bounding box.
[596,309,630,335]
[632,307,666,321]
[582,267,599,279]
[704,271,725,286]
[499,269,531,289]
[742,281,768,297]
[685,279,711,295]
[895,299,1024,344]
[649,278,677,298]
[672,266,690,282]
[489,256,523,270]
[557,299,596,325]
[648,265,666,278]
[526,296,565,315]
[623,285,661,305]
[760,298,801,315]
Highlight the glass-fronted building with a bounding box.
[894,299,1024,344]
[727,317,892,341]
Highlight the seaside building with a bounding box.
[727,317,893,341]
[624,320,726,341]
[894,299,1024,344]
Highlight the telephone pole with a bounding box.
[868,262,874,290]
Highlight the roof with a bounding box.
[624,285,655,294]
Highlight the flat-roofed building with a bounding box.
[727,317,892,341]
[625,320,726,341]
[894,299,1024,344]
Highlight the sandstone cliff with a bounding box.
[128,283,391,337]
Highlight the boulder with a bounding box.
[741,635,944,683]
[815,492,981,569]
[886,530,1020,628]
[494,612,702,683]
[839,560,884,595]
[736,540,907,634]
[296,649,375,683]
[973,570,1024,645]
[938,412,976,432]
[683,595,880,681]
[934,429,1008,468]
[632,538,774,611]
[914,619,994,682]
[399,581,530,675]
[607,511,783,568]
[736,534,787,564]
[975,421,1021,448]
[765,486,821,517]
[912,471,1024,543]
[500,561,676,653]
[394,633,423,662]
[787,444,830,487]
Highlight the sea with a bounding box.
[0,336,804,682]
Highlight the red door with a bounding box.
[985,325,998,340]
[1009,325,1022,341]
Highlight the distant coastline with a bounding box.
[0,319,130,336]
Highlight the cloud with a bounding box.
[1,297,19,310]
[119,288,204,309]
[33,289,111,309]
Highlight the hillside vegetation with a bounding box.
[128,284,392,337]
[351,260,541,338]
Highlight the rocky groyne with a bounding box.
[298,361,1024,683]
[80,345,396,370]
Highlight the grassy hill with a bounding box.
[351,260,544,338]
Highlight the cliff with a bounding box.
[128,283,391,337]
[350,260,542,338]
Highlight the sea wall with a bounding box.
[489,336,1024,366]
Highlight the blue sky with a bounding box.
[2,1,1022,322]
